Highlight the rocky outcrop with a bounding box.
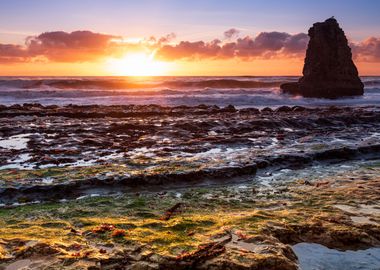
[281,18,364,98]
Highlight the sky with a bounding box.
[0,0,379,76]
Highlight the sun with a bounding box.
[106,52,170,76]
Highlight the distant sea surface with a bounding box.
[0,76,379,108]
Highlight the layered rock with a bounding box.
[281,18,364,98]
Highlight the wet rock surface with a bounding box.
[281,18,364,98]
[1,104,380,269]
[1,104,380,203]
[0,161,379,269]
[293,243,380,270]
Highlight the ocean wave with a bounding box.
[0,76,377,90]
[162,79,283,89]
[0,76,379,107]
[0,78,288,90]
[0,88,279,99]
[0,90,378,108]
[363,87,380,93]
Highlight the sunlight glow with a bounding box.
[106,52,170,76]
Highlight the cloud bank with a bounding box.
[0,29,379,63]
[0,31,118,63]
[352,37,380,62]
[156,32,309,60]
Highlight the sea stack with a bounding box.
[281,17,364,98]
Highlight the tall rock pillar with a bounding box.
[281,18,364,98]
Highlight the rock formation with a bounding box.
[281,18,364,98]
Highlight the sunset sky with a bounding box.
[1,0,379,76]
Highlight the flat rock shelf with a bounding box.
[0,104,379,269]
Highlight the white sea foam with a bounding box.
[0,76,379,108]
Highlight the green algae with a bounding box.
[1,168,379,262]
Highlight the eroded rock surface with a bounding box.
[0,162,379,269]
[1,104,380,269]
[281,18,364,98]
[1,104,380,204]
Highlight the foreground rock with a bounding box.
[1,163,380,269]
[281,18,364,98]
[1,105,380,204]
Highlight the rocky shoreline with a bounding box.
[2,142,380,205]
[0,104,380,269]
[1,104,380,203]
[0,160,379,269]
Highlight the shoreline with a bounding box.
[0,160,379,269]
[1,104,380,204]
[0,104,380,269]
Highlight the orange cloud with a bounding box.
[156,32,309,60]
[1,29,380,64]
[351,37,380,62]
[26,31,117,62]
[0,31,119,63]
[0,44,30,63]
[0,31,147,63]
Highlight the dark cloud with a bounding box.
[283,33,309,53]
[252,32,290,51]
[157,39,222,60]
[158,33,177,44]
[224,28,240,39]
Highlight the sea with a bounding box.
[0,76,379,108]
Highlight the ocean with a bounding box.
[0,76,379,108]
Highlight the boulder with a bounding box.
[281,18,364,98]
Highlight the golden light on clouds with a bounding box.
[0,28,379,76]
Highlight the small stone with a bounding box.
[304,180,312,186]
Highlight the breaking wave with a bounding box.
[0,77,290,90]
[0,76,379,107]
